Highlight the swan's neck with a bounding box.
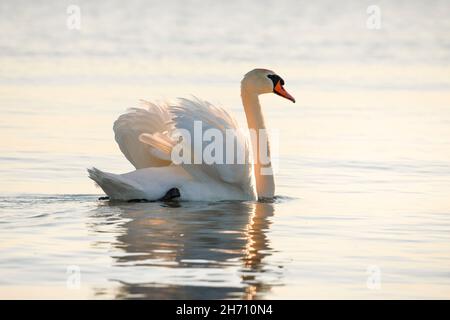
[241,88,275,199]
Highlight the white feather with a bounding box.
[90,97,256,201]
[113,100,174,169]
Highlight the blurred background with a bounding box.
[0,0,449,299]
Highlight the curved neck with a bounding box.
[241,87,275,199]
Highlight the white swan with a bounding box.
[88,68,295,201]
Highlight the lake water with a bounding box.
[1,0,450,299]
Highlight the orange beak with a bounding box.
[274,81,295,103]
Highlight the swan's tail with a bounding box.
[87,167,143,200]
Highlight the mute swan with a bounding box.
[88,68,295,201]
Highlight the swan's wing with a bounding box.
[113,100,175,169]
[169,97,252,185]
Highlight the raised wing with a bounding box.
[169,97,252,185]
[113,97,253,190]
[113,100,174,169]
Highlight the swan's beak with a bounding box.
[274,81,296,103]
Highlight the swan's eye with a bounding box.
[267,74,285,87]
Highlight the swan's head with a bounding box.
[241,68,295,103]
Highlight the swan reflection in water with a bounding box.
[89,200,278,299]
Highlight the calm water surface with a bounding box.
[1,0,450,299]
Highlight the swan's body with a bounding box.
[88,69,295,201]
